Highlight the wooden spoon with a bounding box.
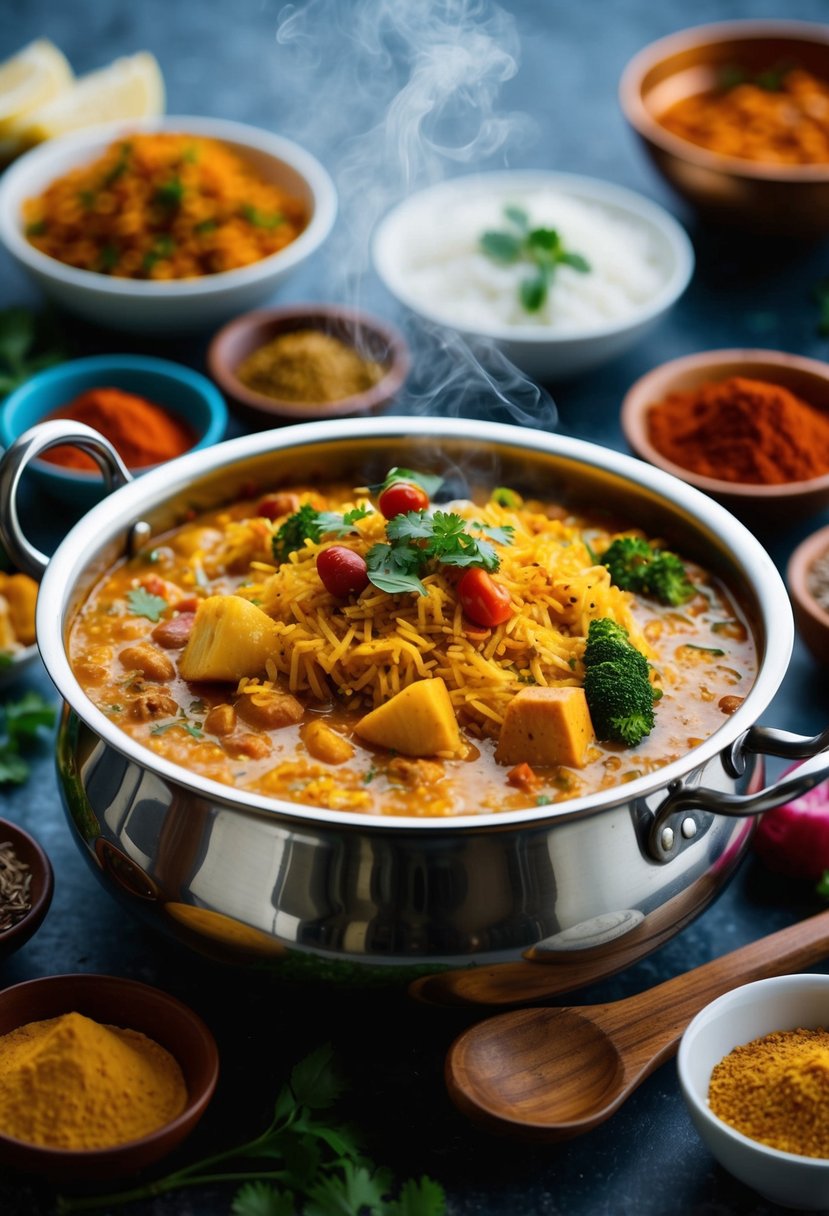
[445,908,829,1141]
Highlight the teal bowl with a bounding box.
[0,354,228,508]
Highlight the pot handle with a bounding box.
[0,420,132,579]
[648,724,829,860]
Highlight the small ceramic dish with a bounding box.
[620,348,829,525]
[0,115,337,334]
[620,20,829,236]
[207,304,411,426]
[0,818,53,960]
[0,352,228,508]
[371,170,694,381]
[787,524,829,665]
[0,973,219,1181]
[678,973,829,1210]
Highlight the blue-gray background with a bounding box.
[2,2,829,1213]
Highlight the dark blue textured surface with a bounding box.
[2,2,829,1213]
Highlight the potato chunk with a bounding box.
[495,687,594,769]
[179,595,279,682]
[0,572,38,645]
[354,678,462,757]
[303,720,354,765]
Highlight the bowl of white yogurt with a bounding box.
[371,170,694,381]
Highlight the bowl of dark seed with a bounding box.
[0,819,53,959]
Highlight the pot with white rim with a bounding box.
[1,416,827,986]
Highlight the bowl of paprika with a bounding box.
[620,348,829,526]
[0,352,228,508]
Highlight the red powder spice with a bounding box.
[41,387,196,472]
[646,376,829,485]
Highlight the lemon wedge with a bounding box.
[0,39,72,149]
[10,51,164,146]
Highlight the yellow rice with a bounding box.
[222,493,647,741]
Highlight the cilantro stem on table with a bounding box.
[0,306,65,397]
[56,1043,446,1216]
[479,205,590,313]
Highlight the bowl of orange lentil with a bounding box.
[0,115,337,334]
[620,20,829,236]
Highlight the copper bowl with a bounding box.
[207,304,410,427]
[619,20,829,235]
[787,524,829,666]
[620,348,829,527]
[0,973,218,1181]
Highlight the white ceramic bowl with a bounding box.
[0,116,337,335]
[371,170,694,381]
[678,974,829,1210]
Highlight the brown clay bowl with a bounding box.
[207,303,410,426]
[619,20,829,235]
[619,348,829,527]
[0,818,53,960]
[0,973,219,1181]
[787,524,829,666]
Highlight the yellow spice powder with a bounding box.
[709,1027,829,1157]
[235,329,384,404]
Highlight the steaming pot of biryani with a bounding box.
[372,170,694,379]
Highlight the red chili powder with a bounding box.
[41,386,196,472]
[646,376,829,485]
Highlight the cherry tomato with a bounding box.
[316,546,369,598]
[256,492,300,520]
[457,568,513,628]
[378,481,429,519]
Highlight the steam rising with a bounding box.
[272,0,558,429]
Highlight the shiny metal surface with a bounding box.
[0,416,819,978]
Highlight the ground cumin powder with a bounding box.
[235,328,384,403]
[709,1027,829,1157]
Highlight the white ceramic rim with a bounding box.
[620,19,829,183]
[678,973,829,1164]
[34,414,791,831]
[0,115,338,297]
[371,169,695,344]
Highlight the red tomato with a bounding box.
[316,547,369,598]
[256,492,300,520]
[378,481,429,519]
[457,568,513,628]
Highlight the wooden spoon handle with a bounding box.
[609,907,829,1071]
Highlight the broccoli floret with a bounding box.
[600,536,695,605]
[582,618,657,747]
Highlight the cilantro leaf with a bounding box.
[0,306,65,395]
[242,205,285,229]
[365,543,428,596]
[0,750,29,785]
[473,522,516,546]
[273,504,323,563]
[479,230,522,263]
[290,1042,346,1110]
[366,468,444,499]
[480,208,591,314]
[126,587,168,622]
[386,512,435,542]
[387,1176,448,1216]
[5,691,57,743]
[232,1182,295,1216]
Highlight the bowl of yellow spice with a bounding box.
[207,303,411,426]
[0,973,218,1181]
[678,973,829,1210]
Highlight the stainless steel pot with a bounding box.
[3,416,829,990]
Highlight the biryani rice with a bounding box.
[217,494,648,740]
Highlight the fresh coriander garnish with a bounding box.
[365,511,513,597]
[0,690,57,787]
[479,205,590,313]
[126,587,168,622]
[55,1042,446,1216]
[366,467,444,498]
[241,204,284,229]
[142,234,176,272]
[153,176,185,208]
[0,306,64,397]
[272,504,372,564]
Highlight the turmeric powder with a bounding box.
[709,1026,829,1157]
[0,1010,187,1149]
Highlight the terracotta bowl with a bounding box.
[207,304,410,426]
[0,973,219,1181]
[619,348,829,526]
[619,20,829,235]
[0,818,53,960]
[787,524,829,666]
